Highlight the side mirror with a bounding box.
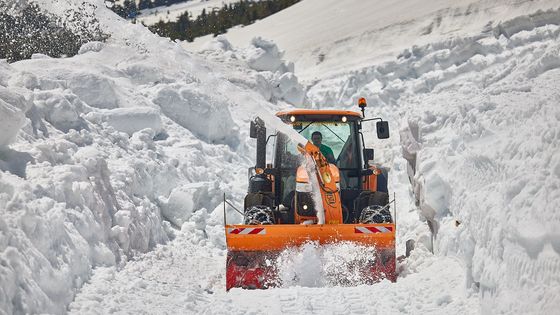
[376,121,390,139]
[364,148,374,162]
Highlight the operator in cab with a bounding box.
[311,131,335,164]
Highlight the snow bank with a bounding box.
[199,36,305,106]
[0,100,26,147]
[159,182,222,227]
[198,0,560,81]
[307,11,560,314]
[84,107,163,136]
[246,37,286,72]
[153,86,239,146]
[0,0,277,313]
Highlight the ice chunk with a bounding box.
[159,182,221,227]
[67,73,119,109]
[85,107,163,136]
[201,35,233,52]
[78,41,106,55]
[246,37,284,72]
[273,72,305,105]
[153,86,239,146]
[0,92,27,146]
[33,90,86,132]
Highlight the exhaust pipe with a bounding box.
[250,117,266,169]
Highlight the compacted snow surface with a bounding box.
[1,0,560,314]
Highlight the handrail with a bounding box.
[223,193,244,226]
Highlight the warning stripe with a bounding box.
[354,226,393,234]
[228,227,266,235]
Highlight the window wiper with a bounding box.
[321,123,345,142]
[298,122,315,134]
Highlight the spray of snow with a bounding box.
[276,241,381,287]
[301,155,325,224]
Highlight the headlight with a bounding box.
[296,182,312,192]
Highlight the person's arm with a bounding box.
[324,146,336,164]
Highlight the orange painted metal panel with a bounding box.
[276,109,362,118]
[225,223,395,251]
[363,166,382,192]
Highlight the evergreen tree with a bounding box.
[0,3,108,62]
[148,0,301,42]
[138,0,153,10]
[121,0,136,19]
[153,0,165,7]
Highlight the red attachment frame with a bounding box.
[226,248,396,291]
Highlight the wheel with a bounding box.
[359,205,392,223]
[244,205,275,225]
[354,191,391,223]
[367,191,389,207]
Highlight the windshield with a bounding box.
[281,121,358,169]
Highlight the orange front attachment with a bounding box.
[225,223,395,251]
[225,223,397,290]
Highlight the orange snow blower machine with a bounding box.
[225,98,396,290]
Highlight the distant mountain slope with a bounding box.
[187,0,560,80]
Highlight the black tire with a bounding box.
[244,205,275,225]
[244,192,274,210]
[359,205,392,224]
[354,191,390,223]
[368,191,389,207]
[243,192,276,224]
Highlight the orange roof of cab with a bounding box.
[276,109,362,117]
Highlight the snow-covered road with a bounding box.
[1,0,560,314]
[69,229,478,315]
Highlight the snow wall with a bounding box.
[307,8,560,314]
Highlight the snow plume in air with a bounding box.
[275,241,380,287]
[242,95,307,146]
[0,0,108,62]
